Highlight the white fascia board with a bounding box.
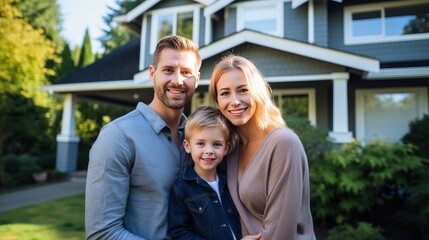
[195,73,346,86]
[196,0,215,5]
[113,15,128,23]
[364,67,429,80]
[134,70,151,85]
[292,0,342,9]
[200,30,380,73]
[41,80,148,94]
[114,0,160,23]
[204,0,236,17]
[292,0,308,9]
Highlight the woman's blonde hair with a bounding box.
[209,55,285,131]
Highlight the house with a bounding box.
[43,0,429,172]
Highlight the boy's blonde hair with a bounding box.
[185,106,239,154]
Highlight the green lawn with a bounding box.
[0,193,85,240]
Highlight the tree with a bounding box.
[0,0,56,100]
[0,92,49,186]
[13,0,63,46]
[56,43,76,81]
[99,0,143,55]
[14,0,65,84]
[404,15,429,35]
[77,28,95,68]
[0,0,57,186]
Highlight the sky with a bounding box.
[57,0,118,53]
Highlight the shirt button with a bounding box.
[198,207,203,212]
[213,200,219,204]
[220,224,227,227]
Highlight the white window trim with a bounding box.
[344,0,429,45]
[149,5,200,54]
[355,87,429,144]
[272,88,316,126]
[234,0,285,37]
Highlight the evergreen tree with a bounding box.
[99,0,143,55]
[77,28,95,69]
[72,45,81,67]
[56,43,76,81]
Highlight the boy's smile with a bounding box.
[183,127,228,182]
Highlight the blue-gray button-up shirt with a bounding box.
[85,102,190,240]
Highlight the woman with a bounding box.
[209,55,316,240]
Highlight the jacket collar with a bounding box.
[183,164,227,188]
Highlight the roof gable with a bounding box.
[134,30,379,84]
[115,0,211,23]
[200,30,379,72]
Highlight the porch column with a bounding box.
[329,73,353,143]
[56,94,80,172]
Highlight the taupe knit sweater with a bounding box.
[227,127,316,240]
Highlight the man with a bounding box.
[85,35,201,240]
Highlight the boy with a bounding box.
[167,106,241,240]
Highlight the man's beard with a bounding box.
[155,85,192,109]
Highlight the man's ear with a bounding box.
[149,65,155,82]
[194,72,200,88]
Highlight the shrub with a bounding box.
[402,114,429,159]
[2,154,42,187]
[310,140,424,225]
[395,165,429,240]
[283,115,332,162]
[327,222,384,240]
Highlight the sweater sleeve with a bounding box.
[261,129,314,240]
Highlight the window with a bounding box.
[345,0,429,44]
[150,5,200,53]
[236,1,284,36]
[272,89,316,126]
[355,88,428,144]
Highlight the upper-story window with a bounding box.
[150,5,200,53]
[235,1,284,37]
[344,0,429,45]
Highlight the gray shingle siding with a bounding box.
[224,7,237,36]
[143,15,152,70]
[203,44,344,77]
[242,45,344,76]
[284,2,307,42]
[314,0,328,47]
[212,12,225,42]
[198,8,205,46]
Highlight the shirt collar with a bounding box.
[136,102,186,134]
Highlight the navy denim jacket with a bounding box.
[167,165,242,240]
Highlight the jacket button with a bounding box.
[220,224,227,227]
[198,207,203,212]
